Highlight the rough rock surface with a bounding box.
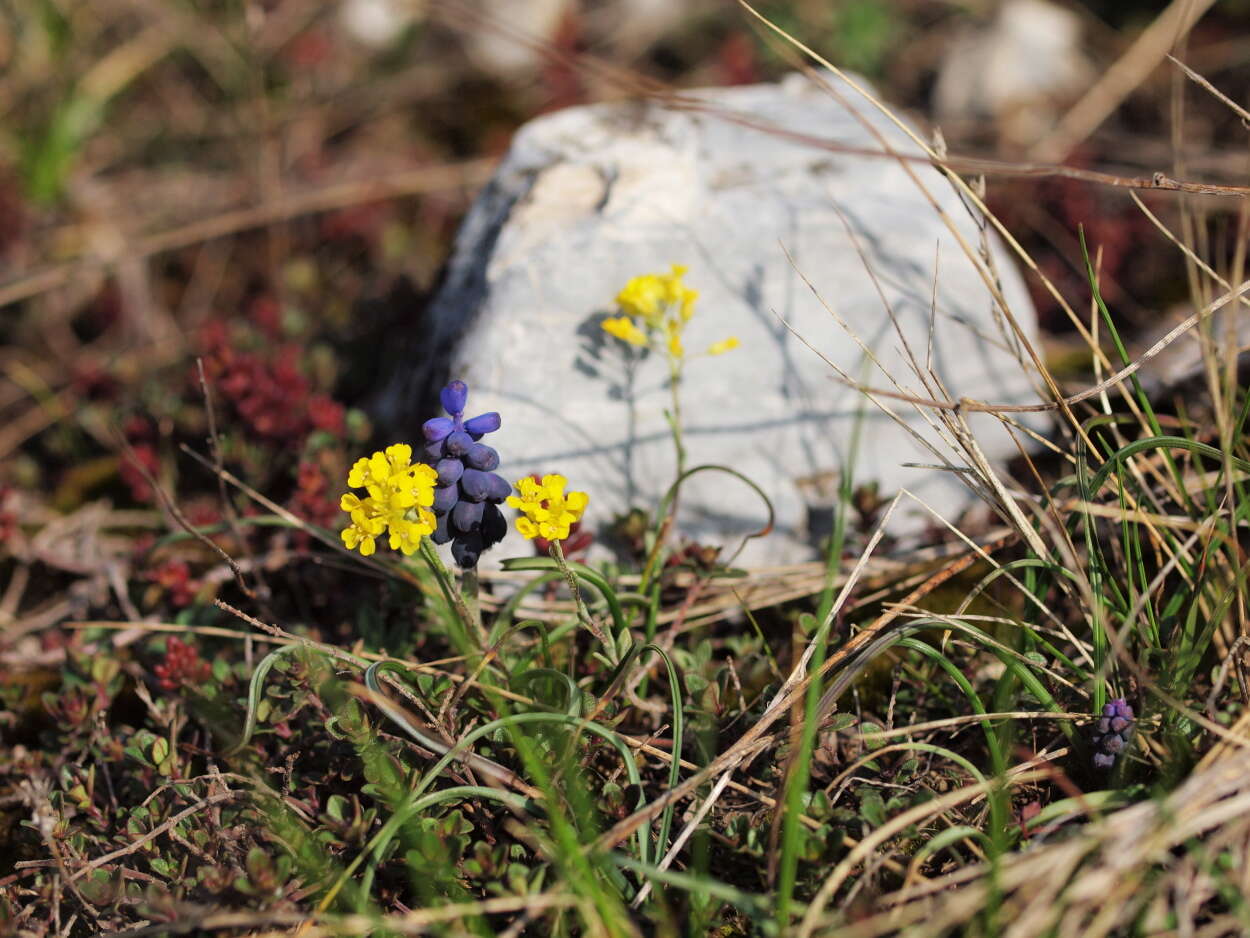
[380,72,1042,566]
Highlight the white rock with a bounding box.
[934,0,1092,147]
[458,0,694,77]
[340,0,421,47]
[381,73,1042,566]
[461,0,572,76]
[583,0,693,56]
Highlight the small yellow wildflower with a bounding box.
[506,474,589,542]
[339,443,438,556]
[602,264,734,366]
[601,315,648,347]
[615,269,673,326]
[340,494,387,556]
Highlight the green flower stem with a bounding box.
[638,463,775,595]
[550,540,617,663]
[501,557,629,640]
[667,359,686,480]
[460,565,484,640]
[638,515,673,597]
[418,537,485,651]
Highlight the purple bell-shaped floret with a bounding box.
[440,380,469,417]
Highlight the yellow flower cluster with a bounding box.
[601,265,738,361]
[339,444,438,556]
[506,474,589,542]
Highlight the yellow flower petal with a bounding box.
[602,316,648,347]
[369,452,389,482]
[385,443,412,467]
[679,288,698,321]
[347,458,370,489]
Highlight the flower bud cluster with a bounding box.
[422,381,509,568]
[1091,698,1135,769]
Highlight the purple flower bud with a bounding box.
[466,443,499,471]
[1091,697,1135,770]
[424,440,446,462]
[452,500,484,532]
[460,469,491,502]
[436,458,464,486]
[423,417,454,441]
[464,412,501,436]
[483,472,511,502]
[433,485,459,513]
[482,502,507,546]
[452,533,483,568]
[445,431,473,457]
[440,381,469,417]
[431,514,451,545]
[1103,699,1133,719]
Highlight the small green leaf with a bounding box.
[325,795,349,822]
[859,788,886,827]
[826,712,857,732]
[860,722,886,751]
[150,738,170,767]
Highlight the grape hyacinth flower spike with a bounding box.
[421,380,509,567]
[1091,698,1135,769]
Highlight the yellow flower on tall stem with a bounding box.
[600,265,739,480]
[506,473,614,661]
